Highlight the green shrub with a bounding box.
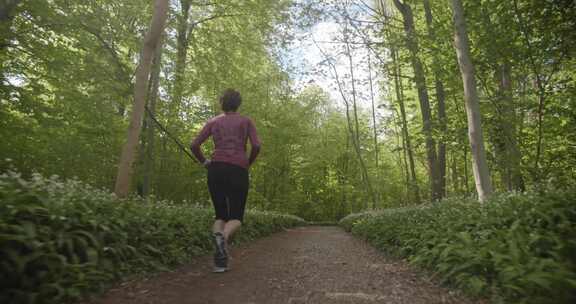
[0,171,306,304]
[340,192,576,304]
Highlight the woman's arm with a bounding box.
[190,122,212,165]
[248,145,260,166]
[247,119,261,166]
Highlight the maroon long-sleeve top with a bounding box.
[191,112,261,169]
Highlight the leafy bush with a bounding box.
[0,171,305,304]
[340,192,576,304]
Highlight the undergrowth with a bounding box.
[340,192,576,304]
[0,171,305,304]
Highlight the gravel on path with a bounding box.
[89,226,482,304]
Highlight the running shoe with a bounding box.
[212,232,228,273]
[212,264,227,273]
[213,232,228,256]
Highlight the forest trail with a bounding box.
[90,226,482,304]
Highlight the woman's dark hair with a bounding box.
[220,89,242,112]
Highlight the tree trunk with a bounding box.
[172,0,192,110]
[435,80,447,197]
[0,0,19,22]
[392,109,410,201]
[368,53,380,208]
[392,0,440,201]
[341,134,351,211]
[392,48,420,203]
[464,142,470,193]
[512,0,546,185]
[451,153,460,194]
[114,0,169,198]
[399,122,410,195]
[451,0,493,202]
[0,0,20,49]
[423,0,447,199]
[345,37,362,149]
[0,0,20,89]
[479,5,524,192]
[142,35,164,197]
[315,37,376,210]
[345,36,377,209]
[496,63,524,191]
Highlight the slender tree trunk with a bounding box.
[436,80,447,197]
[399,117,410,192]
[0,0,19,23]
[0,0,20,87]
[392,110,409,202]
[341,133,350,211]
[142,36,164,197]
[0,0,20,49]
[451,153,460,194]
[451,0,493,202]
[391,48,420,203]
[345,96,376,210]
[314,38,376,210]
[345,36,377,209]
[512,0,547,185]
[479,5,524,192]
[496,63,524,191]
[114,0,169,198]
[392,0,440,201]
[345,37,362,149]
[173,0,192,110]
[533,88,546,183]
[452,93,470,194]
[423,0,447,199]
[368,53,380,208]
[464,137,470,193]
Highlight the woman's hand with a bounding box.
[203,159,211,169]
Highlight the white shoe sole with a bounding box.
[212,267,228,273]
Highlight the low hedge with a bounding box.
[0,171,305,304]
[340,192,576,304]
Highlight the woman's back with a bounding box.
[193,112,260,169]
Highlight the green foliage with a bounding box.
[0,0,386,222]
[340,192,576,304]
[0,171,305,304]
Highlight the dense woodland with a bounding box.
[1,1,576,303]
[1,0,574,220]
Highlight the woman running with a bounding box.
[190,89,261,273]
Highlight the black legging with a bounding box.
[207,162,249,222]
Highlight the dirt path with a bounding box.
[90,226,481,304]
